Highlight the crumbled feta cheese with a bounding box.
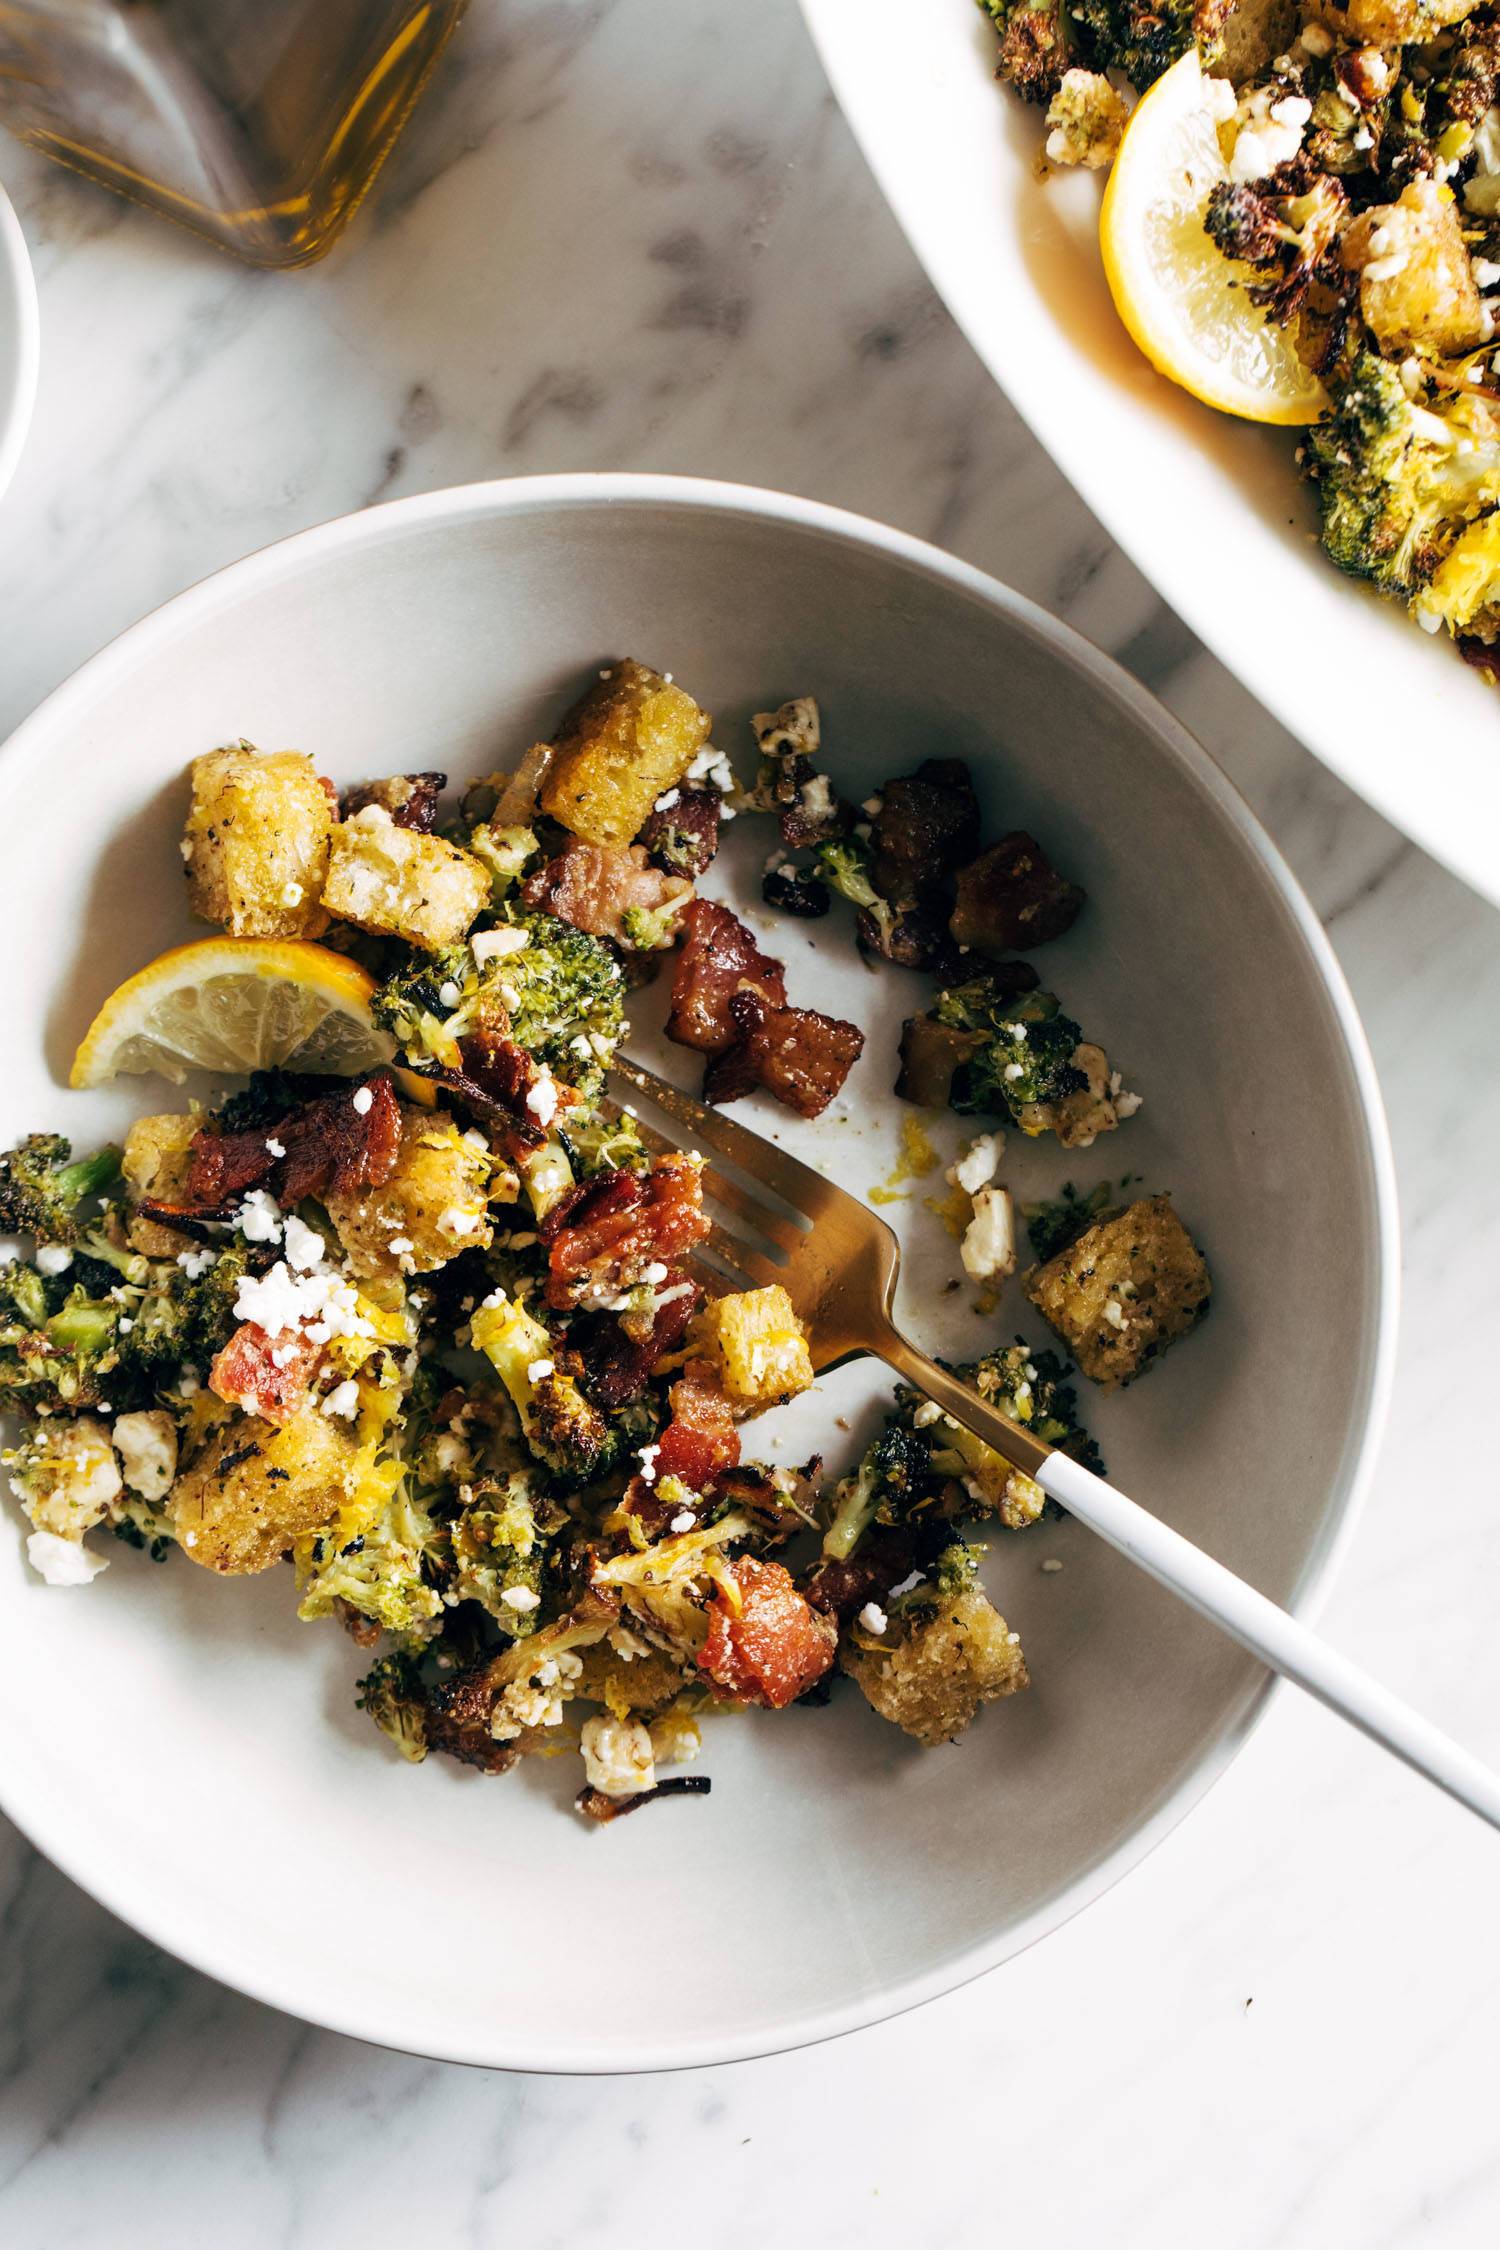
[525,1069,559,1129]
[236,1189,283,1244]
[1101,1297,1126,1330]
[282,1213,326,1272]
[526,1357,555,1382]
[649,1710,702,1767]
[438,979,462,1010]
[1003,1061,1025,1082]
[279,881,303,909]
[580,1713,655,1799]
[911,1399,943,1430]
[233,1260,374,1344]
[1229,88,1310,184]
[669,1509,696,1533]
[653,786,682,812]
[462,1127,490,1154]
[264,1137,287,1160]
[471,925,529,966]
[858,1601,889,1636]
[177,1369,200,1397]
[351,1086,375,1116]
[387,1235,414,1257]
[1203,74,1237,123]
[500,1585,541,1612]
[686,744,736,794]
[438,1205,482,1237]
[26,1528,109,1586]
[637,1442,661,1486]
[797,771,835,824]
[886,1571,926,1599]
[642,1261,669,1286]
[948,1132,1004,1196]
[112,1409,177,1500]
[961,1186,1018,1284]
[320,1379,361,1419]
[36,1244,73,1276]
[176,1245,218,1279]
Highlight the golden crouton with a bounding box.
[573,1641,696,1720]
[323,806,490,952]
[121,1112,199,1254]
[540,659,711,848]
[692,1284,815,1411]
[1023,1192,1211,1389]
[1342,180,1487,358]
[184,744,334,939]
[324,1105,492,1280]
[842,1573,1029,1748]
[172,1409,358,1575]
[1213,0,1296,81]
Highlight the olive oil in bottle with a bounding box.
[0,0,469,267]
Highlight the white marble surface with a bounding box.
[1,2,1499,2242]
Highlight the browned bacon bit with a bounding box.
[697,1556,837,1708]
[340,771,446,832]
[655,1357,741,1487]
[455,1016,543,1147]
[869,759,980,907]
[801,1533,920,1623]
[575,1776,712,1823]
[762,863,830,918]
[542,1155,710,1311]
[573,1269,701,1408]
[1457,635,1500,686]
[703,990,864,1120]
[666,899,787,1054]
[426,1652,529,1775]
[179,1071,403,1216]
[637,786,723,879]
[949,830,1084,957]
[520,840,692,950]
[209,1322,326,1425]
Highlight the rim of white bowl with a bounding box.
[0,178,38,507]
[0,473,1400,2075]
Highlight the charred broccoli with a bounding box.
[296,1484,447,1646]
[0,1135,121,1243]
[932,979,1086,1120]
[1205,167,1349,332]
[813,834,898,953]
[822,1420,934,1562]
[356,1650,430,1762]
[913,1343,1103,1528]
[470,1288,617,1483]
[1022,1180,1115,1264]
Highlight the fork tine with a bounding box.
[623,1108,804,1255]
[702,1220,781,1292]
[610,1055,839,1217]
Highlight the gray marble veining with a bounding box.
[2,3,1499,2244]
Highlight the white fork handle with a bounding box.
[1039,1449,1500,1833]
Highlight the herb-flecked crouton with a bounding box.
[692,1284,815,1411]
[171,1408,359,1574]
[842,1550,1029,1748]
[323,805,490,952]
[1023,1192,1210,1387]
[121,1112,200,1254]
[184,745,334,939]
[540,658,711,848]
[1341,180,1488,359]
[325,1105,493,1279]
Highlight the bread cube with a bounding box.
[1342,180,1487,358]
[325,1105,492,1280]
[573,1641,695,1720]
[540,658,711,848]
[694,1284,814,1411]
[323,805,490,952]
[842,1579,1029,1748]
[172,1408,358,1575]
[1023,1192,1211,1388]
[184,745,334,939]
[119,1111,199,1252]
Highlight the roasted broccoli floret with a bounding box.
[1205,167,1349,332]
[1022,1180,1115,1264]
[449,1477,549,1633]
[466,822,540,899]
[470,1288,616,1483]
[1306,350,1500,597]
[912,1343,1102,1528]
[813,835,897,953]
[1069,0,1200,87]
[932,980,1086,1120]
[558,1106,648,1180]
[0,1135,121,1243]
[0,1273,120,1412]
[356,1650,430,1763]
[620,897,690,953]
[297,1483,447,1646]
[822,1420,934,1562]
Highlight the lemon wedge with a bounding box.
[70,938,401,1089]
[1100,51,1328,426]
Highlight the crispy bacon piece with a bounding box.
[184,1072,403,1214]
[520,840,691,950]
[948,831,1084,956]
[541,1155,710,1311]
[340,771,446,832]
[208,1322,326,1425]
[637,786,723,879]
[655,1358,742,1488]
[869,758,979,907]
[704,990,864,1120]
[697,1555,837,1708]
[801,1532,920,1623]
[573,1268,702,1407]
[666,899,787,1055]
[455,1014,543,1150]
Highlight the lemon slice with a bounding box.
[1100,51,1328,426]
[70,939,400,1089]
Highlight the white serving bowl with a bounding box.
[799,0,1500,907]
[0,174,38,505]
[0,476,1396,2072]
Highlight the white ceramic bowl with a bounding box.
[0,476,1396,2072]
[800,0,1500,908]
[0,174,37,504]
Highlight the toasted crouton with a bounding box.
[324,1105,492,1279]
[121,1112,200,1253]
[1342,179,1488,358]
[184,745,334,939]
[323,804,490,952]
[572,1641,696,1720]
[540,659,711,847]
[171,1408,358,1574]
[692,1284,815,1411]
[842,1573,1029,1748]
[1023,1192,1211,1388]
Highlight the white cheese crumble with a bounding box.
[526,1357,555,1382]
[669,1509,697,1533]
[176,1245,218,1279]
[911,1399,943,1430]
[653,786,682,812]
[525,1069,559,1129]
[233,1261,374,1345]
[36,1245,73,1276]
[279,882,303,909]
[112,1410,176,1500]
[236,1189,283,1244]
[283,1213,326,1272]
[387,1235,415,1257]
[1102,1297,1127,1330]
[1477,258,1500,290]
[320,1379,361,1419]
[351,1086,375,1116]
[948,1132,1004,1196]
[580,1713,656,1799]
[686,744,736,795]
[500,1585,541,1612]
[438,980,462,1010]
[472,924,529,965]
[961,1186,1018,1284]
[27,1528,109,1586]
[1229,90,1310,184]
[264,1137,287,1160]
[642,1260,669,1286]
[637,1442,661,1486]
[858,1601,889,1636]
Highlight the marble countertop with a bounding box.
[3,3,1499,2242]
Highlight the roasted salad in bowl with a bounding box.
[1,655,1212,1824]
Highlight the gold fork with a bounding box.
[612,1053,1500,1833]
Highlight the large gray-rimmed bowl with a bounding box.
[0,475,1397,2073]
